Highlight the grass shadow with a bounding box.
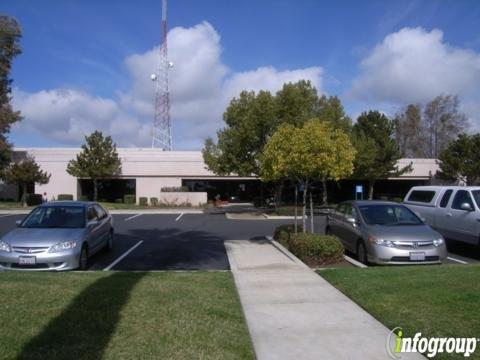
[18,272,145,360]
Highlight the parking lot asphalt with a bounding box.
[0,213,478,270]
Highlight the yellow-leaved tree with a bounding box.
[260,119,356,232]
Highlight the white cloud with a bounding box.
[349,27,480,127]
[12,21,324,149]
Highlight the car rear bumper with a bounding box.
[0,249,81,271]
[367,244,448,265]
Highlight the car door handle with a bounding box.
[445,213,452,217]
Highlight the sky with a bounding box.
[3,0,480,149]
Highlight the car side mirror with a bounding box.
[15,220,22,227]
[346,217,357,225]
[460,202,473,211]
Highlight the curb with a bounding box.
[265,235,311,271]
[344,254,368,268]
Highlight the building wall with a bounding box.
[12,148,440,204]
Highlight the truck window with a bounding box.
[407,190,435,203]
[439,189,453,208]
[451,190,474,210]
[473,190,480,209]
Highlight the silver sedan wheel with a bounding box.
[79,246,88,270]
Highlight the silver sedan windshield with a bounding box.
[358,204,422,226]
[21,206,85,228]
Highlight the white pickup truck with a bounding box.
[404,186,480,246]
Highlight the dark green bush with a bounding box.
[124,194,136,204]
[273,224,303,249]
[57,194,74,201]
[115,198,123,204]
[26,194,43,206]
[79,195,90,201]
[289,233,344,266]
[139,197,148,206]
[150,197,158,206]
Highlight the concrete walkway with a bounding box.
[225,240,424,360]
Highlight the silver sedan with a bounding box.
[0,201,114,271]
[326,200,447,265]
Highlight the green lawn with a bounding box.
[319,265,480,360]
[0,271,253,360]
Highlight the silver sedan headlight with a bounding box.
[0,240,11,252]
[368,236,394,247]
[433,238,444,247]
[49,241,77,253]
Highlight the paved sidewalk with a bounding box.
[225,240,424,360]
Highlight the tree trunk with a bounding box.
[321,177,328,205]
[310,190,314,234]
[22,182,27,207]
[93,179,98,202]
[274,182,283,214]
[294,185,298,234]
[302,181,308,233]
[368,180,375,200]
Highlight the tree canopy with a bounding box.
[67,131,122,201]
[352,111,411,199]
[0,15,22,173]
[202,80,351,178]
[4,156,50,206]
[436,133,480,185]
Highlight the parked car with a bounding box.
[404,186,480,246]
[325,200,447,265]
[0,201,113,271]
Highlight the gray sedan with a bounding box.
[0,201,114,271]
[326,200,447,265]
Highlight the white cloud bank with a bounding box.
[12,21,323,149]
[349,27,480,127]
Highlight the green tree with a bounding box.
[436,133,480,185]
[3,156,50,207]
[317,95,352,133]
[0,15,22,174]
[67,131,122,201]
[275,80,319,126]
[352,111,412,200]
[261,120,355,231]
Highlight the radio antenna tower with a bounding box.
[151,0,173,150]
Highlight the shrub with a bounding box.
[139,197,148,206]
[26,194,43,206]
[57,194,74,201]
[79,195,90,201]
[115,198,123,204]
[124,194,136,204]
[289,233,344,266]
[273,224,303,249]
[150,197,158,206]
[160,186,190,192]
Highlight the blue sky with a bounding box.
[3,0,480,149]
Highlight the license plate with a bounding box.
[410,252,425,261]
[18,256,36,265]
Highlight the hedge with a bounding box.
[273,224,343,266]
[26,194,43,206]
[139,197,148,206]
[150,197,158,206]
[57,194,74,201]
[124,194,136,204]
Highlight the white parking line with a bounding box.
[175,213,184,221]
[103,240,144,271]
[447,256,469,264]
[124,214,142,221]
[0,214,12,218]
